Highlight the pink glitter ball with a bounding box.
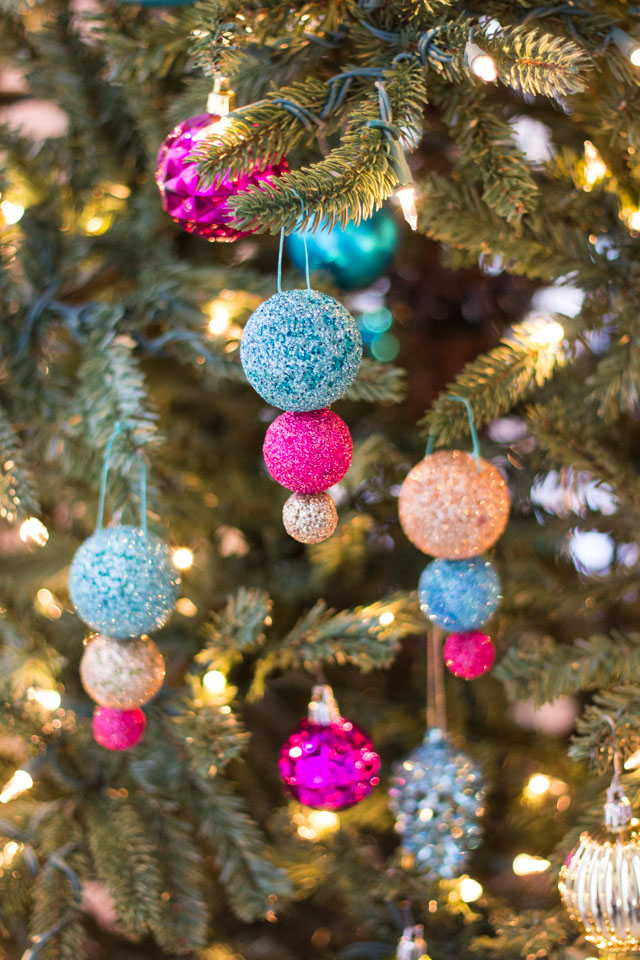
[155,113,288,242]
[278,717,380,810]
[263,409,352,493]
[443,630,495,679]
[92,706,146,751]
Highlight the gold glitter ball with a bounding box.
[282,492,338,543]
[398,450,510,558]
[80,634,166,709]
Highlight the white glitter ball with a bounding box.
[282,492,338,543]
[80,634,165,709]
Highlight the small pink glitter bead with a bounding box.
[278,717,380,810]
[263,409,352,493]
[92,706,146,751]
[443,631,495,679]
[155,113,288,242]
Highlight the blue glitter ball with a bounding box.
[69,526,180,639]
[418,558,501,632]
[389,727,485,880]
[240,289,362,411]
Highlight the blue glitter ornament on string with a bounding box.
[68,424,180,639]
[418,557,501,632]
[389,727,485,880]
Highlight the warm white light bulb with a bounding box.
[459,876,483,902]
[207,301,232,336]
[172,547,194,571]
[529,320,565,347]
[0,769,33,803]
[512,853,551,876]
[471,53,498,82]
[1,200,25,225]
[396,186,418,231]
[625,749,640,770]
[203,670,227,695]
[631,47,640,66]
[19,517,49,546]
[379,611,395,626]
[27,687,61,711]
[307,810,339,836]
[526,773,551,796]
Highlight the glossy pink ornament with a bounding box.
[278,685,380,810]
[92,706,146,751]
[443,630,495,679]
[263,409,352,493]
[156,113,288,242]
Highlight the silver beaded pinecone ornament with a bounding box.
[559,772,640,952]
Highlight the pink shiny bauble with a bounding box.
[263,409,352,493]
[92,706,146,751]
[155,113,288,242]
[278,717,380,810]
[443,630,495,679]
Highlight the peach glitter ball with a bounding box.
[398,450,510,558]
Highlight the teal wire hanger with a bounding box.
[96,420,148,535]
[276,188,311,293]
[425,395,481,472]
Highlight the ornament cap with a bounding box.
[207,75,236,116]
[396,924,430,960]
[308,684,340,726]
[604,774,633,831]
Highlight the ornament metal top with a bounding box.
[559,771,640,952]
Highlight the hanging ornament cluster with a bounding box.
[68,424,179,751]
[241,254,362,543]
[389,727,485,879]
[395,925,431,960]
[278,684,380,810]
[155,76,288,242]
[560,762,640,952]
[400,396,509,680]
[286,207,399,291]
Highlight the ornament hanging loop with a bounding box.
[426,394,481,473]
[276,190,311,295]
[96,421,148,536]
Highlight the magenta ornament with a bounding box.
[92,706,146,751]
[278,685,380,810]
[155,113,288,242]
[263,409,352,494]
[443,630,495,679]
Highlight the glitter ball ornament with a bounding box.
[443,631,495,679]
[282,492,338,543]
[69,526,180,639]
[418,558,501,631]
[389,727,485,879]
[560,775,640,952]
[398,450,510,558]
[263,409,352,493]
[278,685,380,810]
[80,634,166,709]
[92,706,146,751]
[240,290,362,411]
[156,113,288,242]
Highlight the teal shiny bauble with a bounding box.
[286,208,399,291]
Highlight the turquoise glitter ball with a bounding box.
[69,526,180,639]
[240,289,362,411]
[418,558,501,632]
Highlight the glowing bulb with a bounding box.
[471,54,498,82]
[307,810,339,836]
[206,300,231,336]
[0,770,33,803]
[203,670,227,695]
[512,853,550,876]
[525,773,551,796]
[85,216,105,234]
[379,611,395,626]
[1,200,25,225]
[631,48,640,66]
[583,141,607,187]
[0,840,20,866]
[176,597,198,617]
[528,320,565,346]
[19,517,49,546]
[172,547,194,571]
[629,210,640,231]
[27,687,61,711]
[396,186,418,231]
[458,876,483,902]
[625,750,640,771]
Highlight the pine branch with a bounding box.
[197,587,271,670]
[345,359,407,404]
[569,684,640,768]
[483,25,591,98]
[0,406,40,522]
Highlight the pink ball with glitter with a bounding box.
[263,409,352,494]
[155,113,288,242]
[278,716,380,810]
[443,630,495,679]
[92,706,146,751]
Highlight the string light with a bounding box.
[465,39,498,83]
[512,853,551,876]
[582,141,607,190]
[527,319,565,347]
[19,517,49,546]
[611,28,640,66]
[35,588,62,620]
[203,670,227,695]
[0,200,25,225]
[206,300,232,336]
[624,750,640,770]
[395,186,418,231]
[628,210,640,232]
[524,773,550,798]
[0,840,21,866]
[176,597,198,617]
[379,611,395,626]
[458,876,483,902]
[27,687,61,711]
[295,809,340,840]
[0,769,33,804]
[172,547,194,571]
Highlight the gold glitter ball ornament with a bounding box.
[282,492,338,543]
[80,634,166,709]
[559,776,640,952]
[398,450,510,558]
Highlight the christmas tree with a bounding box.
[2,1,640,958]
